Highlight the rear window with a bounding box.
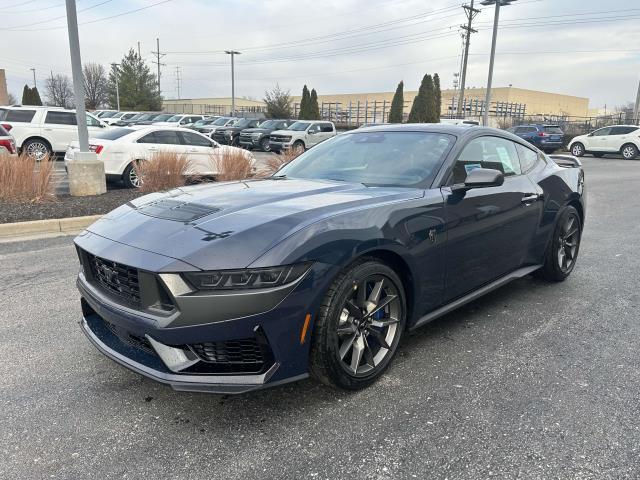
[0,125,9,136]
[93,128,134,140]
[543,126,563,134]
[5,110,36,122]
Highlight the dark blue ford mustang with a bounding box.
[75,124,586,393]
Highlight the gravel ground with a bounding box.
[0,157,639,479]
[0,189,144,223]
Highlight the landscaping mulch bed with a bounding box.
[0,189,144,224]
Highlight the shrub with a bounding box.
[134,150,192,193]
[262,148,301,176]
[212,148,254,181]
[0,153,56,203]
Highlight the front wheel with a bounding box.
[570,142,585,157]
[23,138,52,161]
[621,143,638,160]
[309,260,406,390]
[536,206,582,282]
[292,140,305,154]
[260,137,271,152]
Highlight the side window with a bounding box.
[86,115,101,127]
[45,111,77,125]
[179,131,212,147]
[592,127,611,137]
[153,130,182,145]
[308,123,320,133]
[137,133,156,144]
[452,136,521,184]
[610,126,636,135]
[320,123,334,133]
[5,110,36,122]
[249,120,259,127]
[515,143,539,173]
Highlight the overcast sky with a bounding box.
[2,0,638,110]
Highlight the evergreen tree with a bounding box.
[108,49,162,110]
[309,88,320,120]
[432,73,441,123]
[298,85,311,119]
[21,85,30,105]
[423,74,436,123]
[408,74,428,123]
[388,81,404,123]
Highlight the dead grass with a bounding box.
[134,151,193,193]
[262,147,301,176]
[211,148,254,181]
[0,153,56,203]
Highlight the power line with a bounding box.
[151,37,166,96]
[1,0,114,31]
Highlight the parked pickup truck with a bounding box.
[239,118,296,151]
[0,106,108,159]
[269,120,337,153]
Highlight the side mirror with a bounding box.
[454,168,504,191]
[587,132,593,137]
[308,130,316,135]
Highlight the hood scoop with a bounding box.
[135,198,219,223]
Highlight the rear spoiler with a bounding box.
[549,154,581,168]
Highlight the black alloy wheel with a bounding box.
[310,260,406,390]
[536,206,581,282]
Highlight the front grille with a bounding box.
[270,135,291,143]
[239,133,253,142]
[189,338,266,372]
[89,254,141,306]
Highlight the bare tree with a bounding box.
[45,73,74,108]
[263,84,293,118]
[83,62,108,110]
[7,92,17,105]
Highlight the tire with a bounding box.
[535,206,582,282]
[122,162,141,189]
[570,142,585,157]
[23,138,52,161]
[621,143,638,160]
[260,137,271,152]
[292,140,305,154]
[593,153,605,158]
[309,259,407,390]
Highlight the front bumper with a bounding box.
[74,233,334,393]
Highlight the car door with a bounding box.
[585,127,611,151]
[305,123,321,146]
[441,135,544,300]
[606,126,636,151]
[138,129,184,160]
[178,130,216,175]
[318,122,335,143]
[43,111,78,151]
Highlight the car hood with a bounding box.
[152,121,181,126]
[86,178,423,270]
[242,128,270,134]
[270,129,295,136]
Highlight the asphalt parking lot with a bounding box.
[1,157,639,479]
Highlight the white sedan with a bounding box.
[64,126,254,188]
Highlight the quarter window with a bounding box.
[5,109,36,122]
[610,126,638,135]
[320,123,334,133]
[452,136,522,184]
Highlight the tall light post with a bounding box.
[64,0,106,196]
[480,0,516,126]
[225,50,241,115]
[111,63,120,111]
[30,68,37,88]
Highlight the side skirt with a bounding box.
[410,264,542,331]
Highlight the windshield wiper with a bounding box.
[271,174,287,179]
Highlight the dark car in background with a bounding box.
[194,116,238,137]
[74,125,585,394]
[239,119,296,151]
[189,118,219,132]
[113,112,163,127]
[213,118,262,146]
[136,113,174,125]
[508,124,564,152]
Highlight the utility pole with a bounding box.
[64,0,106,196]
[174,66,181,99]
[225,50,241,115]
[30,68,37,88]
[137,41,141,58]
[111,63,120,111]
[481,0,517,127]
[457,0,480,118]
[633,79,640,124]
[151,38,166,96]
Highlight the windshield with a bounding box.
[152,114,173,121]
[112,112,124,118]
[257,120,277,129]
[127,114,145,121]
[277,131,454,187]
[93,128,135,140]
[234,119,253,128]
[99,111,117,118]
[212,117,232,126]
[166,115,183,123]
[288,121,311,131]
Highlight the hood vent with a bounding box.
[136,198,220,223]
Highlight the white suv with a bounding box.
[269,121,336,153]
[2,107,109,159]
[569,125,639,160]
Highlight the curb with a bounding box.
[0,214,102,242]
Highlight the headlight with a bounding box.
[225,131,233,137]
[183,263,312,291]
[252,133,262,139]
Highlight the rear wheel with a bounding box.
[570,142,585,157]
[621,143,638,160]
[122,162,141,189]
[536,206,581,282]
[310,259,406,390]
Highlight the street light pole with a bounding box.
[30,68,37,88]
[481,0,516,127]
[111,63,120,111]
[225,50,241,115]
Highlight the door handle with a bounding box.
[521,193,541,204]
